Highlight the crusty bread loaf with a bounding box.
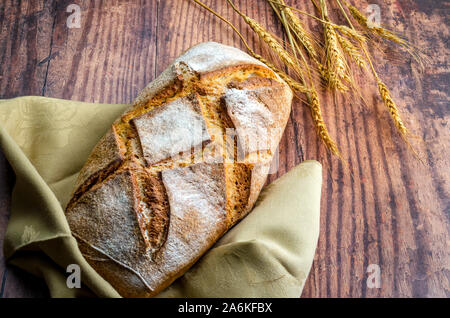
[65,42,293,297]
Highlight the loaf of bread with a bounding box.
[65,42,293,297]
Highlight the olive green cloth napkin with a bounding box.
[0,96,322,298]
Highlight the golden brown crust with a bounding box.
[65,42,293,297]
[66,126,126,210]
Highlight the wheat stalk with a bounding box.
[334,25,365,43]
[309,89,341,157]
[243,16,296,68]
[307,50,348,91]
[270,0,366,43]
[324,24,349,89]
[373,27,408,46]
[320,0,348,90]
[267,0,343,157]
[193,0,415,159]
[337,34,366,69]
[337,0,409,139]
[361,44,409,139]
[254,54,310,93]
[227,0,315,94]
[377,79,407,136]
[342,0,408,46]
[227,0,298,71]
[191,0,309,94]
[343,0,368,27]
[274,0,318,59]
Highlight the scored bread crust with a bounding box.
[65,42,293,297]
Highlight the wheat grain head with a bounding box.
[337,34,366,69]
[377,79,408,137]
[309,89,341,156]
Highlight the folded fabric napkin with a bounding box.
[0,96,322,298]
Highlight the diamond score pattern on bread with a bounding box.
[65,42,293,297]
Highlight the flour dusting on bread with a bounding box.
[65,42,293,297]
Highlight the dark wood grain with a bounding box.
[44,0,158,103]
[0,0,448,298]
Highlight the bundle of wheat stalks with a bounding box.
[193,0,418,159]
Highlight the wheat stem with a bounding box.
[255,54,310,93]
[227,0,297,70]
[276,0,318,59]
[335,25,365,43]
[309,89,341,157]
[364,46,408,137]
[352,23,409,138]
[269,0,366,44]
[319,0,348,90]
[337,34,366,69]
[377,80,407,136]
[341,0,409,47]
[269,0,342,157]
[191,0,309,94]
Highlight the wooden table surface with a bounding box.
[0,0,448,298]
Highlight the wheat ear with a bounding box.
[227,0,298,71]
[309,89,341,157]
[254,54,310,93]
[194,0,343,157]
[315,60,348,91]
[324,23,349,88]
[334,25,365,43]
[372,27,409,46]
[191,0,309,94]
[342,0,408,46]
[336,0,409,139]
[270,0,366,43]
[268,0,343,157]
[343,0,368,27]
[337,34,366,69]
[320,0,348,89]
[361,44,408,138]
[275,0,318,59]
[377,80,407,136]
